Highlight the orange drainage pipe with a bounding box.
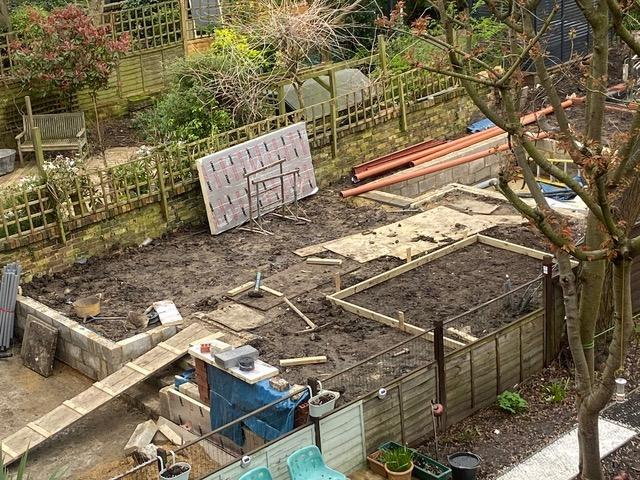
[410,100,573,168]
[352,139,445,176]
[354,100,573,181]
[355,127,502,181]
[340,131,550,198]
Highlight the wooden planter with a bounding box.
[375,442,452,480]
[367,450,387,477]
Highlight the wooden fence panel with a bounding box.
[202,426,315,480]
[470,339,498,411]
[444,350,472,426]
[319,402,366,474]
[363,386,402,454]
[521,312,544,379]
[401,367,437,445]
[497,328,521,392]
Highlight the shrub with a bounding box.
[380,446,414,472]
[9,4,48,35]
[10,5,130,100]
[544,379,569,404]
[497,390,528,414]
[135,86,232,143]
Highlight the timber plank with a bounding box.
[1,323,211,467]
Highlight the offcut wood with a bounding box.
[283,297,316,330]
[306,257,343,266]
[280,356,327,367]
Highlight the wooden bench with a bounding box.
[15,112,87,164]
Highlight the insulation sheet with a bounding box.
[196,123,318,234]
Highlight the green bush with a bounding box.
[9,4,48,35]
[135,87,232,143]
[497,390,528,414]
[544,379,569,404]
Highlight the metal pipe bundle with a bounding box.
[0,262,22,351]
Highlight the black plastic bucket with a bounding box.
[448,452,481,480]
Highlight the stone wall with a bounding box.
[0,185,205,281]
[15,295,177,380]
[2,89,479,280]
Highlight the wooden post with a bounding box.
[156,156,170,222]
[405,247,412,263]
[542,255,555,366]
[378,34,388,77]
[397,311,405,332]
[433,319,446,429]
[333,272,341,292]
[179,0,190,55]
[277,84,286,115]
[32,126,45,177]
[25,95,34,128]
[328,68,338,158]
[398,78,408,132]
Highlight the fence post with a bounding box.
[156,156,170,222]
[277,84,286,115]
[542,255,555,365]
[398,78,408,133]
[433,319,446,429]
[378,34,388,77]
[179,0,189,56]
[328,67,338,158]
[32,126,45,178]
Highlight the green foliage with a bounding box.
[544,379,569,404]
[384,33,442,74]
[119,0,181,47]
[135,87,232,143]
[11,4,130,97]
[497,390,528,414]
[9,5,48,35]
[380,446,414,472]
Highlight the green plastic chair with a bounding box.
[238,466,274,480]
[287,446,347,480]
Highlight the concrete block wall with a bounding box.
[15,295,177,380]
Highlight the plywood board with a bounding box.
[321,206,524,263]
[237,259,359,311]
[195,123,318,235]
[21,315,58,377]
[200,303,269,331]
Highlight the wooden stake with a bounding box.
[226,281,254,296]
[279,356,327,367]
[260,285,283,297]
[333,273,341,292]
[397,311,405,331]
[306,257,343,266]
[405,247,412,263]
[283,297,316,330]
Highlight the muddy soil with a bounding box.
[25,190,409,341]
[87,113,146,153]
[347,243,541,335]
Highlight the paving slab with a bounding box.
[496,418,638,480]
[21,315,59,377]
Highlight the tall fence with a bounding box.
[0,67,457,248]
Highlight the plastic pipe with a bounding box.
[354,100,573,181]
[352,139,445,176]
[340,132,550,198]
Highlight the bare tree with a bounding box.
[378,1,638,478]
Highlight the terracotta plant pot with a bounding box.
[385,461,414,480]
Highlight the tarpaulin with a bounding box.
[208,365,309,447]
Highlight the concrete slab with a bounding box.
[203,304,269,332]
[21,316,58,377]
[496,418,638,480]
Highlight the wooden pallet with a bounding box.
[1,323,213,466]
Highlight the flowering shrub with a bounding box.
[11,5,131,97]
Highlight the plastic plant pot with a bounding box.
[447,452,480,480]
[384,461,414,480]
[159,452,191,480]
[379,442,451,480]
[308,389,340,417]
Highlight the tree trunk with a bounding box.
[577,406,602,480]
[0,0,9,32]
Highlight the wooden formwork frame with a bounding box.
[326,233,551,348]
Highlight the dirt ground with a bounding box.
[347,243,541,334]
[24,190,410,341]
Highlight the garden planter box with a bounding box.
[366,450,387,477]
[378,442,451,480]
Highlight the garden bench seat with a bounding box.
[287,446,347,480]
[15,112,87,164]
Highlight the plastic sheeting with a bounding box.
[208,365,309,447]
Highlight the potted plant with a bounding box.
[308,389,340,417]
[380,446,414,480]
[159,453,191,480]
[377,442,451,480]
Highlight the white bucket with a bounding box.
[159,452,191,480]
[309,389,340,418]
